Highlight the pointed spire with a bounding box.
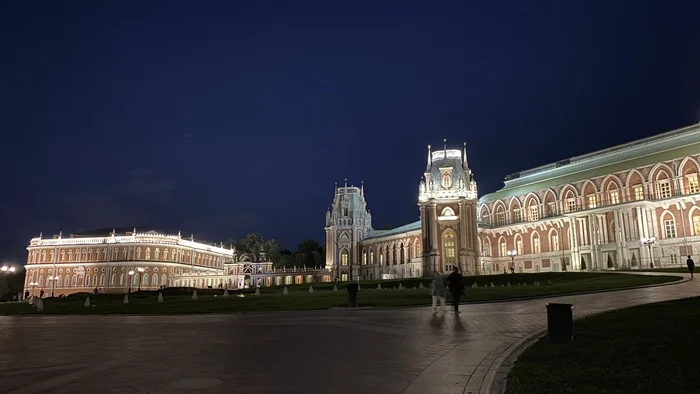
[463,142,468,169]
[178,230,181,238]
[133,227,137,235]
[191,234,194,241]
[361,181,364,196]
[39,232,43,239]
[426,144,432,170]
[111,229,116,236]
[344,178,347,188]
[443,138,447,159]
[59,231,63,239]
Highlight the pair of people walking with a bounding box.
[430,267,464,314]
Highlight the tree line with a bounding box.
[231,233,325,269]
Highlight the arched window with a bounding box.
[57,276,62,287]
[152,274,159,286]
[362,251,367,265]
[340,250,349,266]
[100,274,106,286]
[500,239,507,257]
[133,274,140,286]
[164,249,169,261]
[442,231,456,268]
[143,274,149,285]
[161,275,167,285]
[71,275,77,287]
[119,274,125,285]
[60,250,66,262]
[154,248,160,260]
[68,250,73,262]
[550,233,560,251]
[38,275,44,287]
[370,250,374,264]
[136,248,142,260]
[532,233,541,254]
[145,248,151,260]
[85,275,91,287]
[414,242,421,258]
[110,274,115,286]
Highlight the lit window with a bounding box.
[551,234,559,251]
[513,210,521,223]
[530,205,539,221]
[500,241,507,257]
[664,219,676,238]
[443,232,456,265]
[588,195,597,209]
[370,251,374,264]
[362,252,367,265]
[341,273,348,281]
[516,238,523,255]
[609,191,619,205]
[694,216,700,236]
[566,199,576,212]
[634,186,644,200]
[659,181,671,199]
[688,175,699,194]
[340,251,348,266]
[533,236,541,254]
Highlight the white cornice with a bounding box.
[24,261,222,272]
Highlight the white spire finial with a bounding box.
[463,142,469,169]
[344,178,347,188]
[426,144,432,170]
[443,138,447,159]
[59,231,63,238]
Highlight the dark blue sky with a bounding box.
[2,1,700,260]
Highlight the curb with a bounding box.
[484,274,691,394]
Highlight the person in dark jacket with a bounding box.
[687,256,695,278]
[447,267,464,313]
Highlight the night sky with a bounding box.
[2,1,700,262]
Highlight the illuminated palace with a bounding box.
[325,123,700,280]
[23,228,330,297]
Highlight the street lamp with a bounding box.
[1,265,17,301]
[137,267,145,291]
[48,276,59,297]
[128,270,135,293]
[507,250,517,273]
[29,281,39,297]
[641,237,657,268]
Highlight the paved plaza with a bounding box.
[0,272,697,394]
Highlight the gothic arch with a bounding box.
[679,156,700,176]
[513,233,523,254]
[482,237,492,257]
[601,174,622,191]
[559,184,579,200]
[508,196,522,211]
[530,231,541,254]
[523,192,541,207]
[547,228,560,251]
[648,162,674,182]
[497,235,507,257]
[689,206,700,236]
[581,180,598,195]
[659,210,677,239]
[441,206,456,216]
[492,200,507,215]
[625,169,645,187]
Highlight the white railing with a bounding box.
[419,188,477,202]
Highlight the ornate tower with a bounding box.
[418,140,479,276]
[325,179,373,281]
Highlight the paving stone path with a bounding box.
[0,272,696,394]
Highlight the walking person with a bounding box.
[687,255,695,279]
[447,267,464,314]
[430,274,446,315]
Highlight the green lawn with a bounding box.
[506,296,700,394]
[0,272,680,315]
[635,267,691,273]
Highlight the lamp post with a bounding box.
[1,265,17,301]
[128,270,135,293]
[48,276,59,297]
[137,267,145,291]
[641,237,656,268]
[507,250,517,273]
[29,281,39,297]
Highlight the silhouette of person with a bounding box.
[687,255,695,278]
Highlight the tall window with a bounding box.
[340,250,349,266]
[145,248,151,260]
[341,273,348,281]
[588,195,597,208]
[532,236,541,254]
[659,181,671,199]
[497,212,506,226]
[500,240,507,257]
[362,252,367,265]
[694,216,700,236]
[529,205,539,221]
[516,238,523,255]
[370,251,375,264]
[443,232,456,265]
[513,210,521,223]
[634,186,644,200]
[566,199,576,212]
[551,234,559,251]
[689,175,699,194]
[609,190,620,205]
[414,243,421,258]
[664,219,676,238]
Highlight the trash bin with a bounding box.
[546,303,573,344]
[347,283,359,308]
